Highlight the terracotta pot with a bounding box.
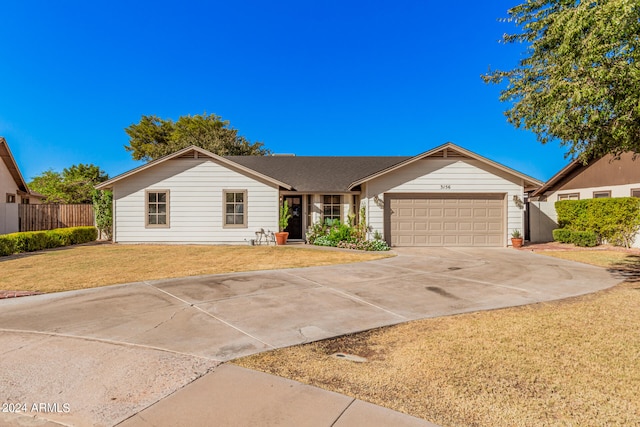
[511,238,524,248]
[275,232,289,246]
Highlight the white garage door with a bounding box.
[388,194,505,247]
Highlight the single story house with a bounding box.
[528,152,640,246]
[96,142,543,247]
[0,137,42,234]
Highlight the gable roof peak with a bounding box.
[0,137,30,193]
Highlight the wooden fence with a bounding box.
[19,204,95,232]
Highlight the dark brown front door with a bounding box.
[284,196,303,239]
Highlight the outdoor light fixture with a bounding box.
[512,195,525,209]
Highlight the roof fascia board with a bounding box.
[96,146,292,190]
[530,159,581,197]
[349,142,544,189]
[0,137,29,193]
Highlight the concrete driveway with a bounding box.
[0,247,620,426]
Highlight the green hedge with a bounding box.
[555,197,640,248]
[0,227,98,257]
[552,228,573,243]
[552,228,598,247]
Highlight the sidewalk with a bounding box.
[116,364,438,427]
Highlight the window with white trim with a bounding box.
[224,190,247,228]
[6,193,16,203]
[593,191,611,199]
[557,193,579,201]
[631,189,640,198]
[146,190,169,227]
[322,195,341,221]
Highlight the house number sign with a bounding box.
[440,184,451,190]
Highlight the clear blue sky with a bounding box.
[1,1,571,183]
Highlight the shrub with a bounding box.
[362,239,390,251]
[552,228,573,243]
[314,235,336,247]
[0,226,97,257]
[0,235,16,256]
[571,231,598,247]
[556,198,640,248]
[307,217,390,251]
[327,222,355,244]
[336,239,390,251]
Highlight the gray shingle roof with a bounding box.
[225,156,411,192]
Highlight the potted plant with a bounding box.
[275,201,292,245]
[511,229,524,248]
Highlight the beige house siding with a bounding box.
[0,154,20,234]
[112,158,279,243]
[362,158,525,247]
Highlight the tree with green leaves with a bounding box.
[92,189,113,240]
[124,113,270,161]
[29,164,109,204]
[483,0,640,161]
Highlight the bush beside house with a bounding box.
[553,198,640,248]
[0,226,98,256]
[306,208,390,251]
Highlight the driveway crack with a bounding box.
[144,282,276,350]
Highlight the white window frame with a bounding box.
[223,190,248,228]
[593,190,611,199]
[322,195,342,222]
[557,193,580,201]
[145,190,170,228]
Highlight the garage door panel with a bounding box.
[389,194,505,247]
[429,222,443,231]
[414,208,427,217]
[443,222,457,231]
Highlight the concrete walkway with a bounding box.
[0,247,620,426]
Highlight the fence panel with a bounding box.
[19,204,95,232]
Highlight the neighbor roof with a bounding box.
[530,159,582,198]
[1,137,30,194]
[225,155,410,192]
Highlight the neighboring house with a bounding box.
[0,137,43,234]
[528,152,640,246]
[96,142,542,247]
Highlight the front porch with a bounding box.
[281,193,361,242]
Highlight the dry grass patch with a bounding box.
[0,244,391,293]
[539,249,637,268]
[235,267,640,426]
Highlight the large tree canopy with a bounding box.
[29,164,109,204]
[483,0,640,161]
[124,113,270,161]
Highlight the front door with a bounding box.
[284,196,302,239]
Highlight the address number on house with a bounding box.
[440,185,451,190]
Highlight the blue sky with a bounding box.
[1,1,571,183]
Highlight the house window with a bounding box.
[323,195,341,221]
[224,190,247,228]
[593,191,611,199]
[146,190,169,228]
[631,189,640,198]
[6,193,16,203]
[557,193,579,201]
[22,197,30,205]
